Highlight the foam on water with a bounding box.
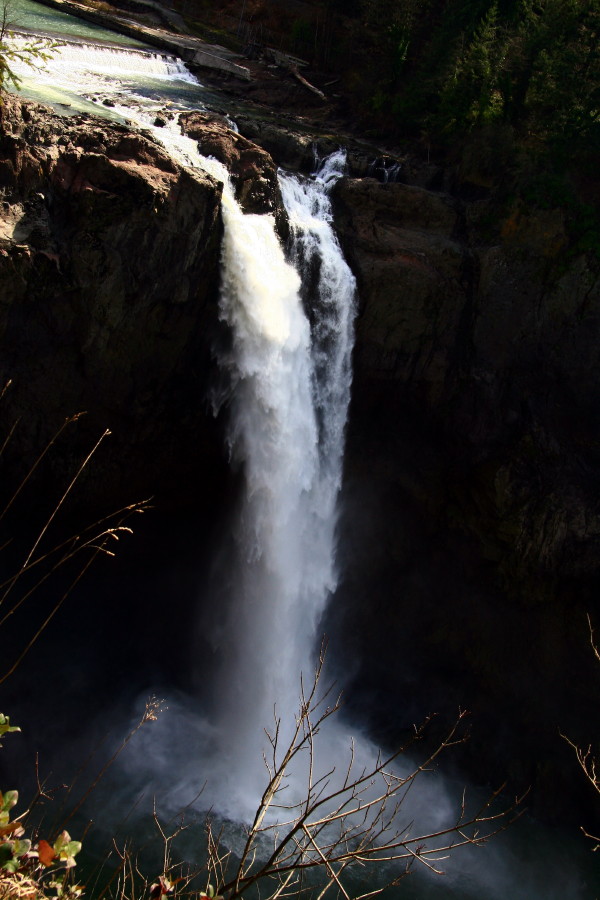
[8,33,198,113]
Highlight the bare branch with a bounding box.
[204,651,521,900]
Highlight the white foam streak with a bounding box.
[8,33,197,98]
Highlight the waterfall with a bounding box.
[124,119,356,817]
[8,22,358,815]
[209,154,356,816]
[8,23,599,896]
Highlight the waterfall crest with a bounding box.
[9,36,197,83]
[7,36,200,113]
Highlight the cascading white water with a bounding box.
[206,153,357,816]
[8,35,200,114]
[279,153,356,500]
[101,111,357,816]
[10,36,196,82]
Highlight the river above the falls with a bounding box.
[7,0,225,118]
[3,3,600,899]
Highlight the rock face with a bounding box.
[3,87,600,828]
[233,114,405,181]
[179,110,288,236]
[0,95,225,516]
[333,179,465,398]
[329,174,600,825]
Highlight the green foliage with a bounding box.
[348,0,600,160]
[0,1,58,96]
[436,2,505,131]
[0,716,82,896]
[0,713,20,746]
[41,833,83,871]
[525,0,600,141]
[0,784,31,874]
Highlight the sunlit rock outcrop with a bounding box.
[179,110,287,236]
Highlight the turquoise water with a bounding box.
[7,0,217,118]
[9,0,147,46]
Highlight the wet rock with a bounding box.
[234,116,316,172]
[179,110,288,237]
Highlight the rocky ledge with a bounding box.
[179,110,287,236]
[0,94,227,516]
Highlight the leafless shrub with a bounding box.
[0,380,150,685]
[562,614,600,848]
[201,646,524,900]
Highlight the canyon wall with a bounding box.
[0,95,226,517]
[2,94,600,826]
[329,173,600,825]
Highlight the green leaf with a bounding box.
[53,831,71,853]
[60,841,82,859]
[1,791,18,813]
[12,839,31,858]
[53,832,81,868]
[1,857,20,873]
[0,714,21,742]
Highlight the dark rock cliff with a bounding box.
[2,92,600,828]
[329,174,600,825]
[0,95,225,517]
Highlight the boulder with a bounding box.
[234,116,322,173]
[178,110,287,237]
